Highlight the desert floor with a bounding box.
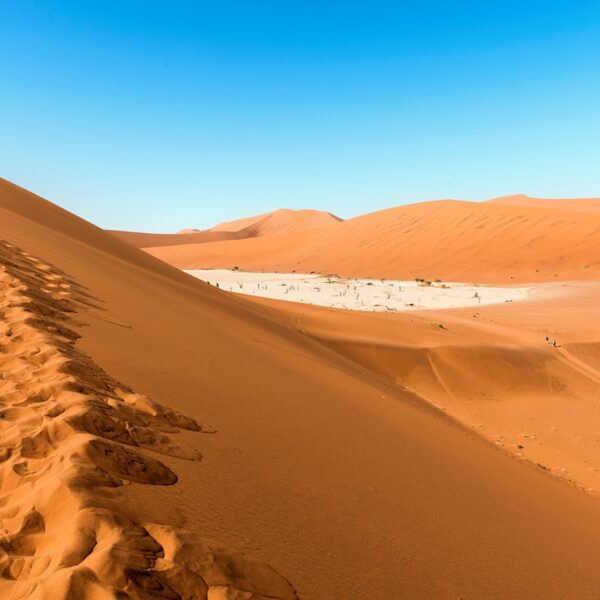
[245,278,600,499]
[187,269,530,311]
[189,269,600,498]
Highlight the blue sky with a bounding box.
[1,1,599,232]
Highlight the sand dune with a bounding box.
[112,208,341,250]
[0,239,297,599]
[255,279,600,496]
[489,193,600,213]
[209,208,342,235]
[110,229,246,249]
[142,197,600,283]
[5,177,600,599]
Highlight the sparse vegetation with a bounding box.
[193,271,526,313]
[415,277,432,287]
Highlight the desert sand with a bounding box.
[111,208,341,251]
[209,208,342,235]
[188,269,530,311]
[4,177,600,599]
[250,280,600,498]
[190,267,600,497]
[137,195,600,283]
[488,193,600,213]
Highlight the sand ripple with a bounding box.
[0,241,298,599]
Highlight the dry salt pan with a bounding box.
[186,270,531,312]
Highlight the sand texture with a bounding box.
[0,239,297,599]
[255,279,600,498]
[5,177,600,599]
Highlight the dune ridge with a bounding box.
[0,239,297,600]
[109,229,248,249]
[488,193,600,213]
[209,208,342,235]
[140,198,600,282]
[8,177,600,598]
[112,209,341,250]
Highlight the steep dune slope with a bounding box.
[145,199,600,282]
[5,178,600,598]
[110,229,245,248]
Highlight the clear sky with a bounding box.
[1,1,599,232]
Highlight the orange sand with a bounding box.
[137,196,600,283]
[111,208,341,250]
[4,178,600,599]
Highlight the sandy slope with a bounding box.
[110,229,246,249]
[143,197,600,283]
[111,209,341,250]
[254,280,600,496]
[5,177,600,599]
[0,217,297,597]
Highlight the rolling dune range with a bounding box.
[111,208,341,250]
[132,194,600,283]
[4,177,600,599]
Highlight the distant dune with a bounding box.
[111,208,342,249]
[6,176,600,598]
[177,227,202,234]
[139,196,600,283]
[488,193,600,213]
[110,228,246,248]
[210,207,342,235]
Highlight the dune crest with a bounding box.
[0,240,298,600]
[141,198,600,282]
[488,193,600,213]
[112,209,342,251]
[209,208,342,235]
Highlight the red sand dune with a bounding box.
[5,177,600,599]
[210,207,342,234]
[111,208,341,249]
[177,228,202,234]
[141,197,600,283]
[110,228,246,248]
[489,193,600,213]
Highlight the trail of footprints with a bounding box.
[0,241,298,600]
